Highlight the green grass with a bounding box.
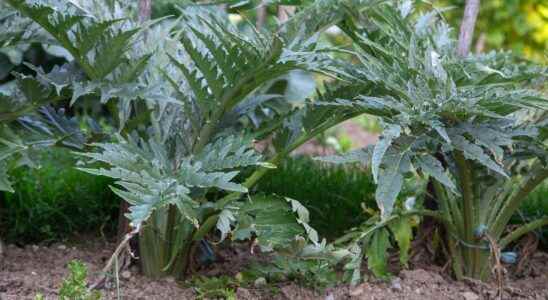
[1,148,120,244]
[516,181,548,247]
[255,156,423,239]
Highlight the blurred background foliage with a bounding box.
[2,0,546,85]
[435,0,548,63]
[149,0,548,62]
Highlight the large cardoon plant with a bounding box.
[314,2,547,281]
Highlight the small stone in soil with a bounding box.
[121,271,131,279]
[32,245,39,252]
[349,285,365,296]
[130,265,139,274]
[236,288,252,299]
[254,277,267,287]
[57,245,67,250]
[461,291,479,300]
[390,278,402,291]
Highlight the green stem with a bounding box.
[166,205,177,234]
[453,151,478,276]
[333,209,445,245]
[472,168,481,224]
[454,152,474,239]
[432,180,465,279]
[432,180,459,235]
[448,236,464,280]
[486,179,514,229]
[192,213,219,242]
[499,217,548,249]
[492,165,548,239]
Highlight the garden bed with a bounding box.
[1,238,547,300]
[1,1,547,299]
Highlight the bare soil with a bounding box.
[1,237,547,300]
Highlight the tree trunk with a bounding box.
[456,0,480,57]
[277,5,295,23]
[256,1,267,29]
[138,0,152,24]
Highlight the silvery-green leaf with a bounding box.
[234,195,309,251]
[217,208,236,241]
[415,153,457,193]
[375,152,409,219]
[194,135,263,172]
[476,63,507,78]
[314,146,372,165]
[343,243,364,286]
[287,197,319,244]
[432,121,451,144]
[399,0,413,18]
[414,11,438,36]
[372,124,401,183]
[0,163,13,192]
[450,134,508,178]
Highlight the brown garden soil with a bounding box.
[1,236,547,300]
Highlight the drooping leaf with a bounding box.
[450,134,508,178]
[372,124,400,183]
[415,153,457,193]
[343,243,365,286]
[375,152,410,219]
[233,195,317,251]
[366,228,391,278]
[287,197,319,245]
[217,208,236,241]
[388,216,412,267]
